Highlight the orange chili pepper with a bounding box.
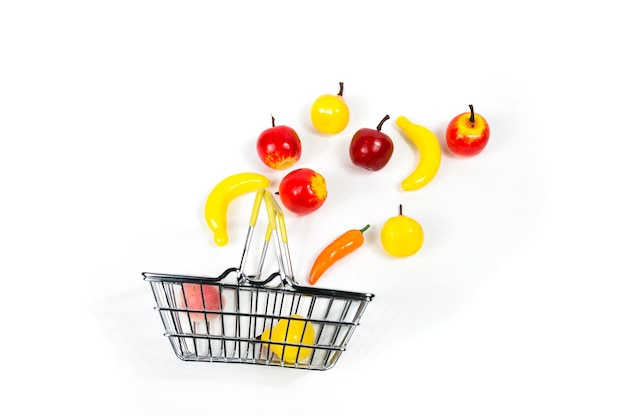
[308,224,370,285]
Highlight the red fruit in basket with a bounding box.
[349,114,394,171]
[278,168,327,215]
[445,104,490,157]
[179,283,225,322]
[256,115,302,170]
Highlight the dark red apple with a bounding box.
[349,115,394,171]
[256,115,302,170]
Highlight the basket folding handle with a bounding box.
[237,189,297,287]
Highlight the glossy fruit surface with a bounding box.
[204,172,271,246]
[256,116,302,169]
[396,116,441,191]
[310,82,350,134]
[349,115,394,171]
[278,168,327,215]
[179,283,225,322]
[445,104,490,157]
[380,205,424,257]
[260,314,315,363]
[308,224,370,285]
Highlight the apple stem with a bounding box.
[338,82,344,97]
[376,114,390,131]
[271,114,275,127]
[468,104,475,126]
[399,204,403,216]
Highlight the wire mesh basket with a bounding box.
[144,190,374,370]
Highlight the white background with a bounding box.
[2,1,625,415]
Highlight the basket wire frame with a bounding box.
[144,190,374,370]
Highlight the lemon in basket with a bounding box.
[261,314,315,363]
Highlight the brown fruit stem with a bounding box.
[338,82,344,97]
[376,115,390,131]
[271,114,276,127]
[399,204,403,216]
[468,104,475,126]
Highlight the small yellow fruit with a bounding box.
[380,205,424,257]
[310,82,350,134]
[260,314,315,363]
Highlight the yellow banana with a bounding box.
[204,172,271,246]
[396,116,442,191]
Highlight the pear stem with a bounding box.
[338,82,344,97]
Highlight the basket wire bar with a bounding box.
[144,190,374,370]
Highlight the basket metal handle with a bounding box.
[237,189,297,288]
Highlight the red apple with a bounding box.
[278,168,327,215]
[445,104,490,157]
[349,114,394,171]
[178,283,225,322]
[256,115,302,169]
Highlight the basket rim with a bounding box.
[142,271,375,302]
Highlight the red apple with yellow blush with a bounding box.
[445,104,490,157]
[278,168,327,215]
[256,115,302,169]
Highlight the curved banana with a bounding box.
[204,172,271,246]
[396,116,442,191]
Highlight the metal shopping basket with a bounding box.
[144,189,374,370]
